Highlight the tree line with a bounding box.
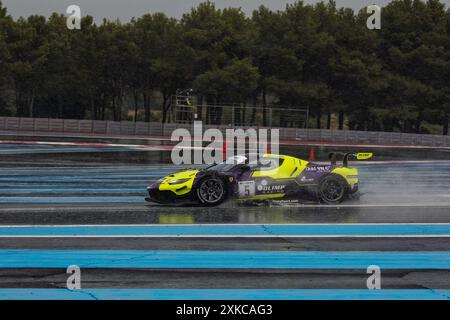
[0,0,449,134]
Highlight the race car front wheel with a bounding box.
[318,174,348,204]
[196,177,227,206]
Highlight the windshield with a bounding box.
[205,162,239,172]
[204,155,247,172]
[204,155,282,172]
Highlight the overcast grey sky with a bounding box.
[5,0,448,22]
[2,0,450,22]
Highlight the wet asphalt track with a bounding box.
[0,141,450,300]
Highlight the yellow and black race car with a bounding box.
[146,153,373,206]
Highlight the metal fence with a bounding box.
[1,116,450,147]
[171,98,309,128]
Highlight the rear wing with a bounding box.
[329,152,373,168]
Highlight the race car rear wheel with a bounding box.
[196,177,227,206]
[318,174,348,204]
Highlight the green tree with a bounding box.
[183,2,255,102]
[379,0,450,133]
[0,1,12,115]
[0,0,448,135]
[7,15,51,117]
[252,5,294,125]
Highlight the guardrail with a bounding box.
[1,116,450,147]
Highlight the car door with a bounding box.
[248,157,295,198]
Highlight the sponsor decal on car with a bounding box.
[300,176,314,183]
[305,166,332,172]
[256,180,286,193]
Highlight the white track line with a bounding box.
[1,203,450,212]
[3,138,450,151]
[1,223,450,227]
[0,235,449,238]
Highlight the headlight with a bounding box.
[168,178,191,185]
